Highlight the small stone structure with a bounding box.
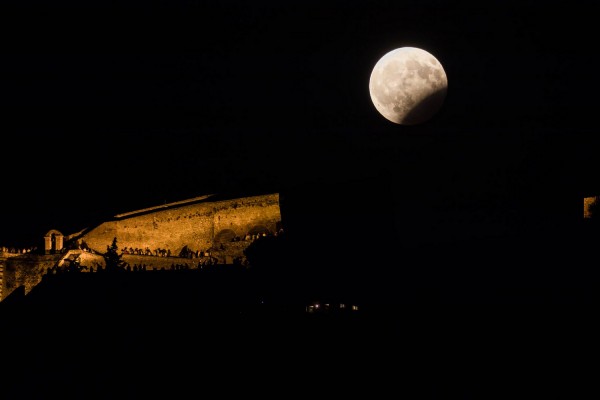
[43,230,64,254]
[584,196,599,219]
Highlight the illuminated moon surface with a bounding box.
[369,47,448,125]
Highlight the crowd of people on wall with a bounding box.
[3,228,283,261]
[44,255,229,275]
[0,246,37,254]
[116,228,284,260]
[121,246,173,257]
[22,227,287,278]
[118,246,216,259]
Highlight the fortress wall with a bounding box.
[0,252,24,300]
[82,221,119,254]
[0,193,281,302]
[115,202,215,256]
[2,254,62,300]
[213,194,281,239]
[82,193,281,256]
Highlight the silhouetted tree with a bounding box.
[66,257,83,273]
[103,237,127,273]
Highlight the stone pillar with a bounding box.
[55,235,64,252]
[44,236,52,254]
[584,196,599,219]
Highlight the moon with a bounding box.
[369,47,448,125]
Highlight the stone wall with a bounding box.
[0,193,281,302]
[584,196,599,219]
[2,254,63,300]
[119,240,253,268]
[81,193,281,256]
[1,250,225,302]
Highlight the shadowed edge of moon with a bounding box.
[399,86,448,125]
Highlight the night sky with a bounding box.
[1,1,598,247]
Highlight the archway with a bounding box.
[44,229,64,254]
[214,229,237,244]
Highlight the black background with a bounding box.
[3,4,600,396]
[1,1,598,246]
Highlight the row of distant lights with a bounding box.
[306,302,359,313]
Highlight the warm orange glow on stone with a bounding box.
[0,193,282,301]
[583,196,598,218]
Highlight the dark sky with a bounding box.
[1,1,598,247]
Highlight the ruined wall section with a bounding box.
[81,193,281,257]
[0,252,23,301]
[2,254,62,300]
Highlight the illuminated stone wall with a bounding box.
[1,252,32,301]
[0,250,242,301]
[0,193,281,302]
[2,254,63,300]
[584,196,599,219]
[81,193,281,257]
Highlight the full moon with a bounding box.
[369,47,448,125]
